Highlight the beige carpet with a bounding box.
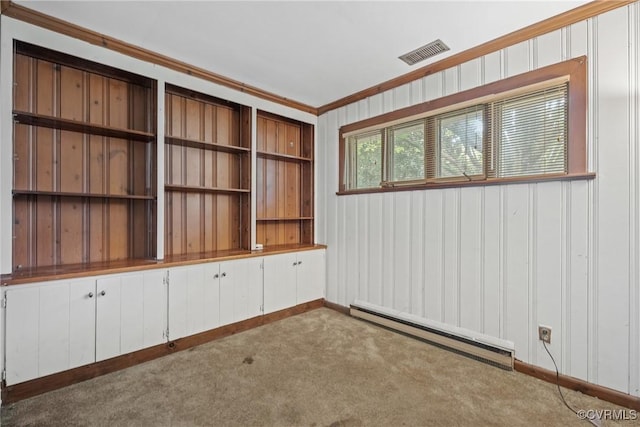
[2,308,638,427]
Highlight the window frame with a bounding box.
[338,56,590,194]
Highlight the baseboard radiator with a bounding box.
[350,301,515,371]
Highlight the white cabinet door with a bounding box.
[69,281,98,369]
[219,258,263,325]
[202,263,221,332]
[245,258,264,319]
[296,250,325,304]
[167,263,220,340]
[5,279,95,385]
[263,253,297,314]
[95,277,122,362]
[142,269,168,348]
[96,271,167,361]
[5,286,42,385]
[167,266,189,340]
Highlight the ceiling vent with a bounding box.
[399,39,450,66]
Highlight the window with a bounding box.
[432,105,484,179]
[339,57,588,193]
[495,85,567,178]
[388,121,425,182]
[346,130,383,189]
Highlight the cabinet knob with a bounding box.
[221,272,227,278]
[293,262,297,266]
[213,274,219,279]
[298,261,302,265]
[99,290,106,296]
[88,292,94,298]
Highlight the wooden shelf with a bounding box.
[257,150,312,163]
[257,217,314,221]
[165,135,250,154]
[13,111,155,142]
[13,190,155,201]
[165,185,250,195]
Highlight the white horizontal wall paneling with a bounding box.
[315,5,639,397]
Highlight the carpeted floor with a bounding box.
[1,308,638,427]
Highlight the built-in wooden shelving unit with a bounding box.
[164,85,251,256]
[9,42,316,274]
[12,41,157,271]
[256,111,314,246]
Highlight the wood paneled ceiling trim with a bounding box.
[317,0,636,115]
[0,1,318,115]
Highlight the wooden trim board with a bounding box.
[1,2,317,115]
[317,0,635,114]
[323,300,350,316]
[514,360,640,411]
[1,299,325,404]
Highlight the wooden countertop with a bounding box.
[1,244,327,286]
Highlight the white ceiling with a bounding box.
[14,0,589,108]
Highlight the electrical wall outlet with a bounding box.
[538,325,552,344]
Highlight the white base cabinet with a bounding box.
[219,258,263,326]
[3,248,325,386]
[264,249,325,314]
[4,271,166,386]
[167,263,221,341]
[168,258,264,340]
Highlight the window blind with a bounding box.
[493,83,568,178]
